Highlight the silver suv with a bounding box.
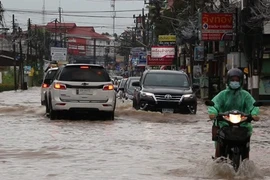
[46,64,116,120]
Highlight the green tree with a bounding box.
[149,0,214,43]
[102,32,110,36]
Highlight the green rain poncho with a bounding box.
[208,87,259,135]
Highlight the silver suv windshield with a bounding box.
[144,73,190,87]
[59,66,111,82]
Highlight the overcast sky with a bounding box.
[1,0,146,35]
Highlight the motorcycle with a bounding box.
[205,100,263,171]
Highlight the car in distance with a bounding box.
[47,64,116,120]
[120,76,140,100]
[40,67,58,105]
[132,70,197,114]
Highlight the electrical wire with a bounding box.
[5,8,143,14]
[86,0,144,1]
[4,10,133,19]
[3,7,141,33]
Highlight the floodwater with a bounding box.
[0,87,269,180]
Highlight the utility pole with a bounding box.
[250,0,260,100]
[133,13,147,47]
[42,0,46,59]
[190,0,195,84]
[54,18,57,47]
[59,7,62,47]
[93,39,96,64]
[29,19,33,87]
[235,7,239,52]
[146,17,150,47]
[27,18,31,66]
[18,27,24,90]
[142,8,146,46]
[111,0,116,63]
[12,14,17,91]
[34,25,38,86]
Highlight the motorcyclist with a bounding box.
[208,68,260,159]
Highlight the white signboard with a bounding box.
[51,47,67,61]
[0,72,2,84]
[151,46,175,58]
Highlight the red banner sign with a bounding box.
[67,38,87,55]
[147,55,174,66]
[201,13,233,41]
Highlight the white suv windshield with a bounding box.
[144,73,190,87]
[59,66,111,82]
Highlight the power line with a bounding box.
[4,8,143,14]
[4,10,134,19]
[86,0,144,1]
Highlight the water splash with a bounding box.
[206,158,264,179]
[237,159,264,179]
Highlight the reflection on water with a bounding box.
[0,88,269,180]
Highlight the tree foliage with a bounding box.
[148,0,240,44]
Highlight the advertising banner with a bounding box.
[201,13,233,41]
[67,38,87,55]
[158,35,176,45]
[151,46,175,59]
[147,56,174,66]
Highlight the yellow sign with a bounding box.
[158,35,176,42]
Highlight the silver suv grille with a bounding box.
[154,94,182,102]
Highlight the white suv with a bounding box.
[47,64,116,120]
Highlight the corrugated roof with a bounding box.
[46,22,76,29]
[27,22,109,40]
[67,27,109,40]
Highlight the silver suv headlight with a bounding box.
[141,92,154,97]
[183,94,194,98]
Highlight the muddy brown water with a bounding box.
[0,87,269,180]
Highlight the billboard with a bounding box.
[67,38,87,55]
[201,13,233,41]
[158,35,176,45]
[151,46,175,58]
[51,47,67,61]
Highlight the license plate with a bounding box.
[162,108,174,113]
[77,89,92,95]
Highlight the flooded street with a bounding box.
[0,87,269,180]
